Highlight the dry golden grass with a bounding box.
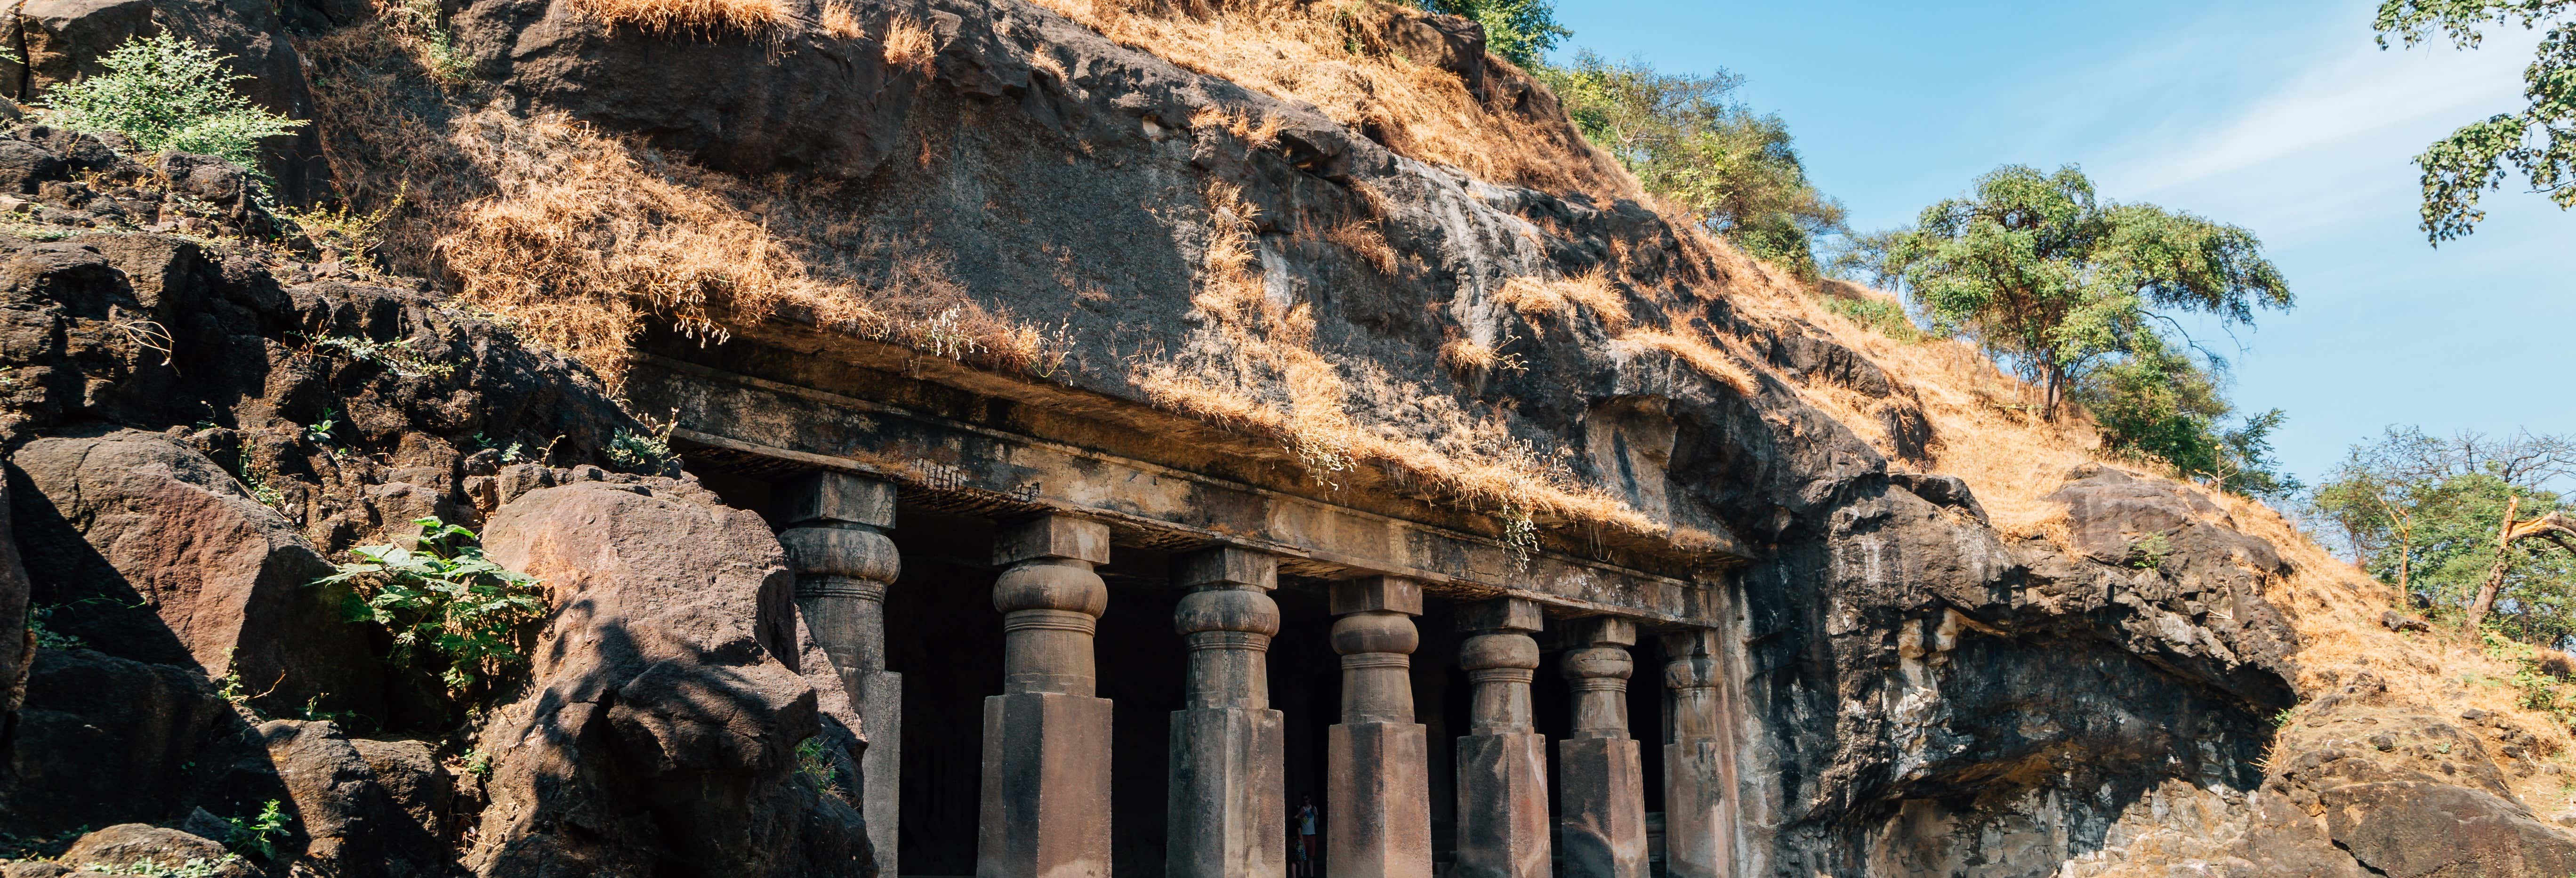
[818,0,863,39]
[880,12,935,70]
[1324,219,1398,275]
[1611,326,1759,397]
[568,0,785,35]
[1495,270,1630,335]
[1024,0,1635,199]
[1134,180,1657,537]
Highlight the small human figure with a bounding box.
[1295,796,1321,877]
[1289,830,1308,878]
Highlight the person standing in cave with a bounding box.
[1294,796,1320,877]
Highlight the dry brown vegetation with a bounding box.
[879,12,935,69]
[567,0,786,35]
[1134,181,1657,540]
[300,19,1068,388]
[1026,0,1636,199]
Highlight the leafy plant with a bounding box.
[2126,532,2174,571]
[795,737,838,791]
[2373,0,2575,242]
[1537,52,1845,277]
[229,442,288,510]
[314,516,547,693]
[305,408,338,447]
[302,333,455,379]
[34,32,304,169]
[606,422,678,475]
[1408,0,1567,66]
[461,749,493,778]
[385,0,475,82]
[1886,165,2293,417]
[222,800,290,860]
[29,604,87,650]
[1819,292,1923,342]
[276,198,395,266]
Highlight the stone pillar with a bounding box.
[1556,618,1646,878]
[1327,576,1433,878]
[1661,628,1729,878]
[774,471,902,878]
[1453,597,1548,878]
[1167,547,1286,878]
[979,515,1114,878]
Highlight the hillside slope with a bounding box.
[0,0,2565,874]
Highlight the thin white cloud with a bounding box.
[2094,20,2541,199]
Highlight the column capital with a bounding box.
[1330,575,1423,616]
[1566,616,1638,649]
[995,514,1111,566]
[1458,596,1543,635]
[1660,627,1721,660]
[1175,546,1279,592]
[778,470,896,529]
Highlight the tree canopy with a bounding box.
[1884,165,2291,417]
[2374,0,2576,242]
[2310,428,2576,645]
[1538,51,1846,277]
[1412,0,1568,67]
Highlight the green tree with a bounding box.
[1411,0,1567,67]
[2071,334,2299,499]
[2374,0,2576,242]
[1887,164,2291,417]
[35,32,304,169]
[2310,427,2576,644]
[1538,51,1847,277]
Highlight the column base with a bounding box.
[1556,738,1646,878]
[979,692,1113,878]
[1167,707,1285,878]
[858,669,902,878]
[1662,739,1727,878]
[1327,721,1432,878]
[1453,732,1549,878]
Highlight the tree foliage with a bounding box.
[1538,51,1846,276]
[2374,0,2576,242]
[34,32,303,169]
[1412,0,1567,67]
[1884,165,2292,416]
[315,516,547,694]
[2310,427,2576,645]
[2073,335,2300,499]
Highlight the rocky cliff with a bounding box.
[0,0,2567,875]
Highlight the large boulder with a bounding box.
[58,823,258,877]
[467,476,868,878]
[8,429,378,717]
[0,648,242,833]
[2323,781,2576,877]
[250,720,455,878]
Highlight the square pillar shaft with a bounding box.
[1558,617,1645,878]
[1168,547,1285,878]
[980,516,1114,878]
[776,470,902,878]
[1454,597,1547,878]
[1328,576,1432,878]
[1327,721,1433,878]
[1555,738,1647,878]
[980,692,1114,878]
[1660,629,1730,878]
[1168,707,1285,878]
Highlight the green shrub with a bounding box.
[1820,294,1923,342]
[34,32,305,169]
[222,800,289,860]
[315,516,546,693]
[607,424,678,475]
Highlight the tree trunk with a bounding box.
[2463,503,2576,632]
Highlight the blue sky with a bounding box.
[1546,0,2576,489]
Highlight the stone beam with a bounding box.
[635,357,1731,626]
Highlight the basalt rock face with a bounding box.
[0,134,867,877]
[429,0,2323,873]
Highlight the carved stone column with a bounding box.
[1327,576,1433,878]
[1167,547,1285,878]
[1661,628,1730,878]
[1453,597,1548,878]
[979,515,1114,878]
[1556,618,1646,878]
[774,471,901,878]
